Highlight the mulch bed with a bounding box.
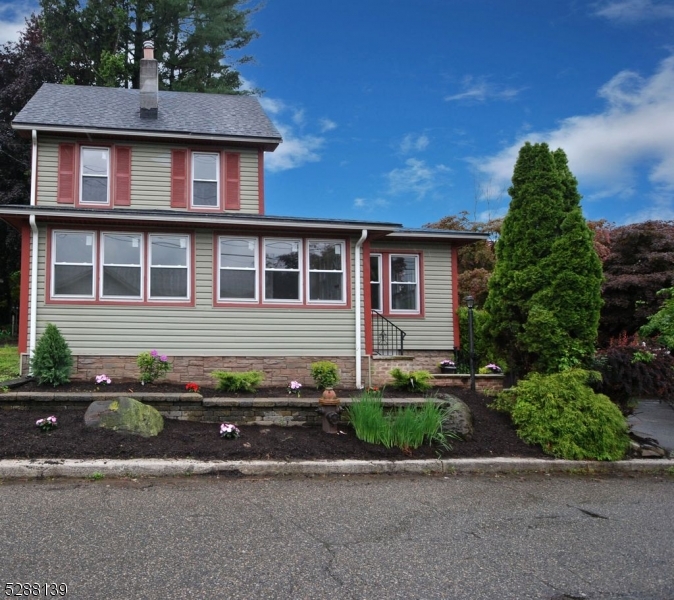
[0,383,546,461]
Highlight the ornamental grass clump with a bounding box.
[491,369,630,461]
[211,370,264,393]
[137,350,171,384]
[30,323,73,387]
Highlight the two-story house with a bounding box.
[0,42,487,388]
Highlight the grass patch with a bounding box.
[0,345,19,382]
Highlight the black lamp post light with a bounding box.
[466,295,476,392]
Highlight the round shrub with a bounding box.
[493,369,630,461]
[310,361,340,389]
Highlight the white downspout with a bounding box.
[28,130,38,369]
[355,229,368,389]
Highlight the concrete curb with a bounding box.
[1,457,673,480]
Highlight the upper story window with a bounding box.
[80,147,110,205]
[192,153,219,208]
[52,231,95,298]
[219,237,258,301]
[308,240,345,303]
[390,254,419,313]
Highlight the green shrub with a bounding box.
[389,367,433,391]
[310,361,340,389]
[211,370,264,393]
[492,369,630,461]
[137,350,172,384]
[30,323,73,387]
[346,392,452,451]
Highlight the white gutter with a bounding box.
[354,229,367,389]
[28,130,38,370]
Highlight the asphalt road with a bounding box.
[1,473,672,600]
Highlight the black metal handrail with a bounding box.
[371,310,406,356]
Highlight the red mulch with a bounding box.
[0,382,546,461]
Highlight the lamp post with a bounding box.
[466,295,476,392]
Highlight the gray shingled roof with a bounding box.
[13,83,282,145]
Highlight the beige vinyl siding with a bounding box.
[36,137,260,213]
[370,240,455,350]
[34,228,358,356]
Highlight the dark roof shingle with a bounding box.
[13,83,282,145]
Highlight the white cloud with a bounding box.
[594,0,674,22]
[353,197,390,212]
[445,75,524,103]
[259,97,286,115]
[475,55,674,217]
[387,158,451,199]
[0,1,33,44]
[399,133,429,154]
[319,118,337,132]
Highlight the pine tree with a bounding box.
[30,323,73,387]
[483,142,603,376]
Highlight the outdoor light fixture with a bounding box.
[466,295,476,392]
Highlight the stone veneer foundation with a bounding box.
[20,352,504,391]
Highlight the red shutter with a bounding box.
[171,149,188,208]
[224,152,240,210]
[113,146,132,206]
[57,144,76,204]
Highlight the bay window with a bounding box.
[101,233,142,298]
[149,235,189,299]
[264,239,301,301]
[219,237,258,301]
[52,231,95,297]
[308,240,345,302]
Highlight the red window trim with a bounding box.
[45,226,195,307]
[370,249,425,318]
[212,235,352,309]
[171,147,241,213]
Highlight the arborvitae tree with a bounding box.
[30,323,73,387]
[483,142,603,377]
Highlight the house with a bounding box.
[0,42,487,388]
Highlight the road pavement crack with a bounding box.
[568,504,609,519]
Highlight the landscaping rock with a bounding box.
[438,394,473,440]
[84,397,164,437]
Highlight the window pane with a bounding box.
[310,272,342,301]
[193,181,218,206]
[392,283,417,310]
[102,266,141,297]
[265,240,299,269]
[221,238,255,269]
[309,242,341,270]
[151,236,187,266]
[370,256,380,282]
[55,232,93,264]
[54,265,92,295]
[151,268,187,298]
[82,148,108,175]
[104,234,140,265]
[193,153,217,180]
[371,283,381,311]
[265,271,299,300]
[220,270,256,299]
[81,176,108,203]
[391,256,417,282]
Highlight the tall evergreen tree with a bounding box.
[483,142,603,376]
[40,0,259,92]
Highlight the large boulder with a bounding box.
[84,397,164,437]
[438,393,473,440]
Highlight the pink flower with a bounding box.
[160,355,168,362]
[150,349,158,357]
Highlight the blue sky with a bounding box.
[2,0,674,227]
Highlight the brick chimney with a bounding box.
[139,41,158,119]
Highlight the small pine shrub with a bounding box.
[212,370,264,393]
[310,361,340,389]
[389,367,433,392]
[492,369,630,461]
[30,323,73,387]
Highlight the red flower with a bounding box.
[185,382,200,393]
